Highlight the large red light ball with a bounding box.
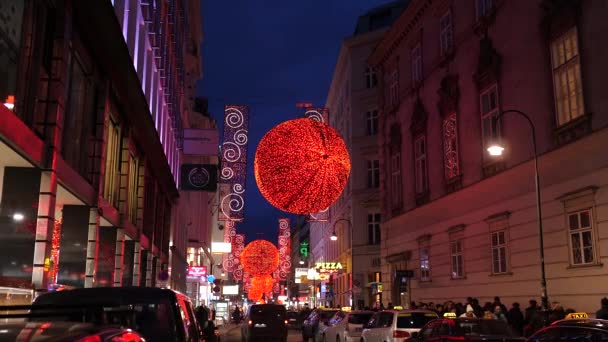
[241,240,280,276]
[254,118,351,214]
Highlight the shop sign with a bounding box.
[299,242,309,258]
[187,266,207,277]
[315,262,343,273]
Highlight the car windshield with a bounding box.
[456,320,516,336]
[396,312,437,328]
[249,305,286,319]
[348,313,373,325]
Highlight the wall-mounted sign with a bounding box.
[180,164,217,191]
[183,128,220,156]
[295,268,308,284]
[211,242,232,253]
[187,266,207,277]
[315,262,343,273]
[222,285,239,295]
[299,242,309,258]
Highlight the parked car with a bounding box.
[31,287,204,342]
[241,304,288,342]
[361,310,438,342]
[319,310,374,342]
[287,310,303,330]
[0,322,145,342]
[409,317,525,342]
[302,308,340,342]
[527,314,608,341]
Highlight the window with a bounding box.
[450,239,464,278]
[443,113,460,180]
[551,27,584,126]
[389,69,399,107]
[568,209,595,265]
[440,11,453,56]
[414,135,427,194]
[419,242,430,281]
[411,43,422,83]
[127,154,140,224]
[366,110,379,135]
[491,230,507,274]
[480,84,500,150]
[368,213,381,245]
[476,0,493,19]
[365,66,378,88]
[390,153,402,209]
[104,117,121,208]
[367,160,380,188]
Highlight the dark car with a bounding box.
[31,287,204,342]
[410,318,525,342]
[527,318,608,341]
[241,304,288,342]
[287,310,302,330]
[0,322,145,342]
[302,308,340,342]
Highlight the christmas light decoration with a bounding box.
[254,118,351,214]
[241,240,280,276]
[277,219,291,280]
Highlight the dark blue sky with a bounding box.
[197,1,392,242]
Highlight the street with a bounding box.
[219,324,302,342]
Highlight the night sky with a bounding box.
[197,1,393,243]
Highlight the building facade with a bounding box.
[369,0,608,314]
[325,1,408,309]
[0,0,203,300]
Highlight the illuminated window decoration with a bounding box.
[222,221,237,273]
[232,234,245,280]
[49,219,62,284]
[278,218,291,280]
[241,240,280,277]
[219,105,249,221]
[254,118,351,214]
[443,113,460,180]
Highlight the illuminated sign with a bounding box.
[299,242,309,258]
[211,242,232,253]
[315,262,343,273]
[566,312,588,319]
[222,285,239,295]
[187,266,207,277]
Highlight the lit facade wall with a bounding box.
[369,0,608,314]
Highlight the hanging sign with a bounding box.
[315,262,343,273]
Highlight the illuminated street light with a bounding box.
[330,231,338,241]
[12,213,24,222]
[486,144,505,156]
[299,260,305,265]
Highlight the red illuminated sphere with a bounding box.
[254,118,351,214]
[241,240,280,277]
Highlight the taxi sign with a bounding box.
[341,307,352,312]
[393,306,404,310]
[443,312,457,318]
[566,312,588,319]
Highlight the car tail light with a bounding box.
[110,332,142,342]
[248,320,253,326]
[393,330,411,338]
[285,320,289,324]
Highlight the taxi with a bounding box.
[527,312,608,341]
[408,312,524,341]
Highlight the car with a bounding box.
[241,304,288,342]
[409,317,525,342]
[287,310,302,330]
[319,310,374,342]
[31,286,204,342]
[360,310,438,342]
[302,308,340,342]
[0,321,145,342]
[527,313,608,341]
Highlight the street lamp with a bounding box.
[299,260,305,265]
[330,231,338,241]
[332,218,354,309]
[487,109,548,311]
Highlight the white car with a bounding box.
[360,310,438,342]
[319,310,375,342]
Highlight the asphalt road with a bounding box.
[220,324,302,342]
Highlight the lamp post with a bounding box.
[332,218,354,309]
[487,109,548,311]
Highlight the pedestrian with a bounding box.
[460,304,477,318]
[493,296,508,313]
[596,297,608,319]
[508,302,524,336]
[548,301,566,323]
[494,305,508,322]
[524,300,543,337]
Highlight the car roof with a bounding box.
[348,311,375,314]
[551,318,608,330]
[382,309,438,315]
[33,286,178,306]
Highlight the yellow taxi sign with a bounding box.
[566,312,588,319]
[443,312,457,318]
[393,306,404,310]
[341,307,352,312]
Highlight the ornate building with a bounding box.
[369,0,608,314]
[0,0,203,300]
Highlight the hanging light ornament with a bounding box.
[241,240,280,276]
[254,118,351,214]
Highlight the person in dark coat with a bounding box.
[597,297,608,319]
[524,300,543,337]
[508,302,524,336]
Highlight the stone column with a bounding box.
[85,207,100,288]
[113,228,125,287]
[132,241,141,286]
[32,171,58,292]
